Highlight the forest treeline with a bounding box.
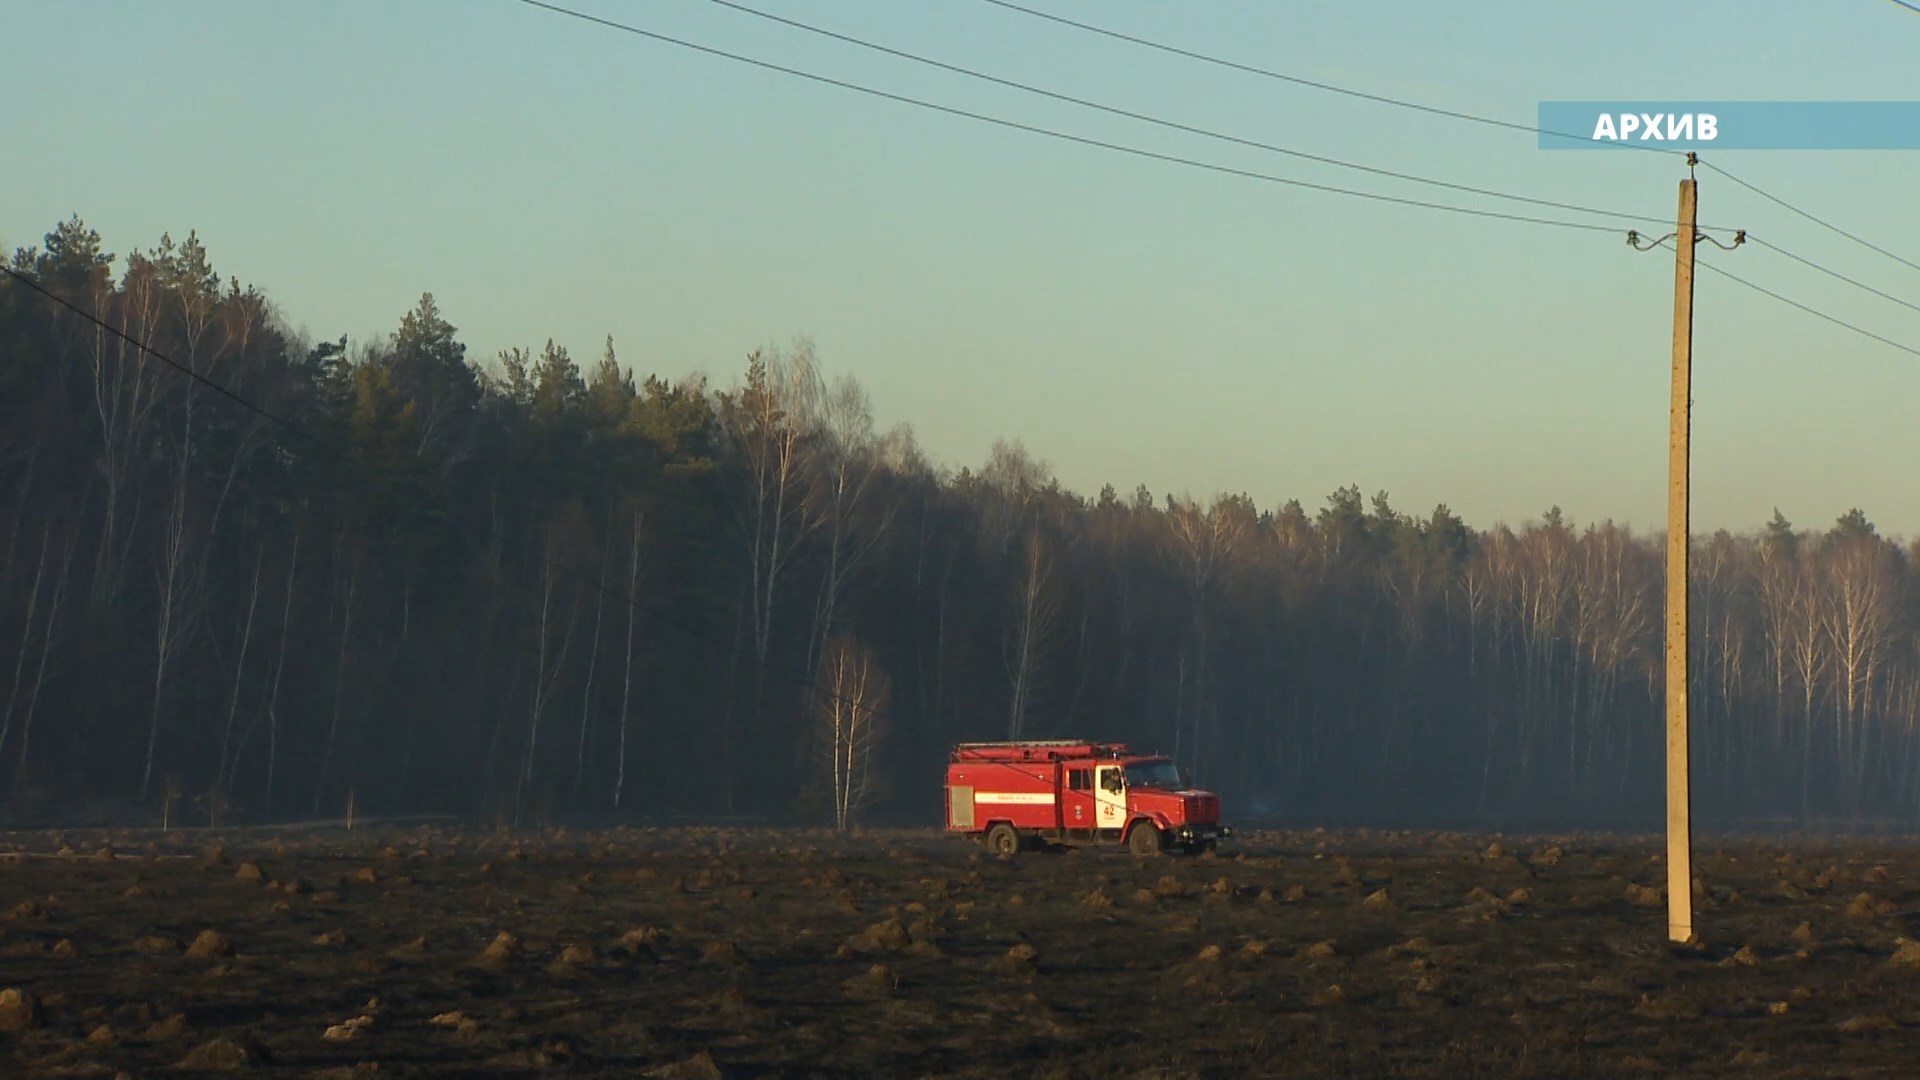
[3,215,1918,830]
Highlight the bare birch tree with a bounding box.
[217,542,264,792]
[311,531,360,815]
[517,547,581,825]
[0,523,55,774]
[815,636,890,832]
[715,342,820,807]
[0,514,77,797]
[86,256,163,607]
[1004,525,1058,740]
[572,529,610,805]
[260,524,300,816]
[802,376,899,679]
[141,425,198,801]
[1754,513,1799,752]
[613,510,645,809]
[1820,531,1898,804]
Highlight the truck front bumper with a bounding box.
[1173,824,1232,845]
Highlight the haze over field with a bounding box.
[5,217,1920,831]
[4,2,1920,832]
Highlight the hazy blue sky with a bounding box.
[11,1,1919,536]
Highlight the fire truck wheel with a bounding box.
[1127,822,1162,857]
[985,823,1021,857]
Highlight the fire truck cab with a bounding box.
[944,740,1232,857]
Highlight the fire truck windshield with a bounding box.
[1124,761,1182,789]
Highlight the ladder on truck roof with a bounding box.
[953,740,1089,749]
[950,740,1130,762]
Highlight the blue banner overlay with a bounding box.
[1537,102,1920,150]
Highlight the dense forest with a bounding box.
[3,215,1918,831]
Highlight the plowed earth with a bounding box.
[2,826,1919,1078]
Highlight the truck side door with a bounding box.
[1095,764,1126,830]
[1061,766,1095,830]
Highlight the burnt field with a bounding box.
[3,827,1920,1078]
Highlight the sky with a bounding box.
[10,0,1920,538]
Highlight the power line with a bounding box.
[1695,258,1920,359]
[974,0,1683,156]
[1750,236,1920,317]
[1699,161,1920,276]
[2,265,323,445]
[979,1,1920,278]
[510,0,1630,236]
[696,0,1696,231]
[1886,0,1920,15]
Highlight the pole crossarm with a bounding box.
[1630,228,1745,253]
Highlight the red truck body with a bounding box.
[944,740,1231,856]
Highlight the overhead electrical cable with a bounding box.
[695,0,1700,231]
[509,0,1638,235]
[1693,259,1920,358]
[1749,236,1920,317]
[1699,161,1920,275]
[2,266,324,444]
[513,4,1920,356]
[974,0,1683,155]
[973,0,1920,275]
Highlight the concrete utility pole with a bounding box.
[1665,173,1697,945]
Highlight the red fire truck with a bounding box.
[944,740,1231,856]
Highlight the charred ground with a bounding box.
[2,826,1918,1078]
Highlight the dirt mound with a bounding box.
[1890,939,1920,968]
[849,917,912,953]
[0,988,40,1032]
[700,939,751,968]
[476,931,520,966]
[644,1051,726,1080]
[179,1036,270,1070]
[187,929,233,958]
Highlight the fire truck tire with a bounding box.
[1127,821,1163,857]
[985,823,1021,857]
